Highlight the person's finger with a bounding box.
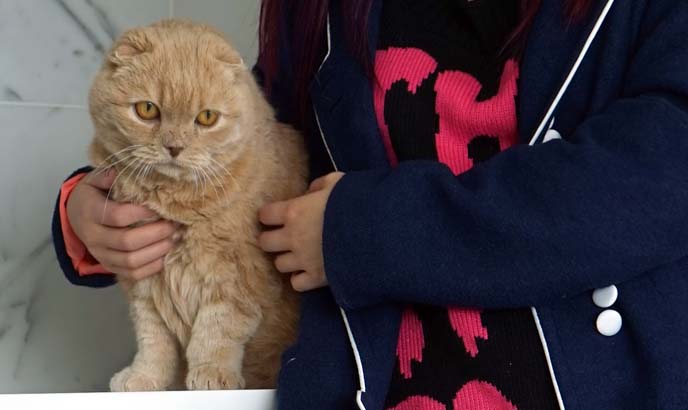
[307,175,330,193]
[308,172,344,193]
[98,202,159,228]
[259,201,290,226]
[97,238,177,270]
[104,220,179,251]
[258,229,292,253]
[84,169,117,191]
[290,272,320,292]
[117,258,165,281]
[274,252,301,273]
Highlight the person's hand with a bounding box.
[258,172,345,292]
[67,170,179,280]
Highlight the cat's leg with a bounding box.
[110,294,181,392]
[185,285,261,390]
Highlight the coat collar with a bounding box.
[309,0,388,171]
[310,0,614,171]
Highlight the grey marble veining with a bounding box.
[55,0,112,55]
[0,0,168,106]
[174,0,260,66]
[0,106,136,393]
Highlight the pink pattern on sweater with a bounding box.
[386,380,517,410]
[373,47,438,166]
[376,47,521,409]
[388,395,446,410]
[434,59,519,174]
[453,381,518,410]
[448,308,489,358]
[397,307,425,379]
[373,48,519,175]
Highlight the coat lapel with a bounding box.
[518,0,614,143]
[312,0,613,167]
[309,0,388,172]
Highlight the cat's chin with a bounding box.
[154,163,188,180]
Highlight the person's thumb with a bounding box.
[85,169,117,191]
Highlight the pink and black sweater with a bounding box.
[375,1,560,409]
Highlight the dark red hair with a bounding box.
[259,0,593,129]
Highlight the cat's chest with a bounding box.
[156,236,213,326]
[157,253,202,330]
[153,221,246,329]
[110,179,220,225]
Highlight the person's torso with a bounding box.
[277,1,688,409]
[373,1,559,408]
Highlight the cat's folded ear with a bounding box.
[216,45,246,70]
[198,25,245,68]
[109,28,153,67]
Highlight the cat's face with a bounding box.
[90,20,250,181]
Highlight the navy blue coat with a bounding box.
[53,0,688,409]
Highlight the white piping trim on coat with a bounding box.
[340,308,368,409]
[318,13,333,74]
[528,0,616,145]
[531,308,566,410]
[313,11,367,410]
[528,3,615,410]
[314,14,339,173]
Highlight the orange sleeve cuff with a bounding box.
[59,174,111,276]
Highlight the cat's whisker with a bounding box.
[93,145,142,170]
[204,165,230,203]
[198,166,221,201]
[145,164,153,181]
[123,158,145,187]
[91,150,141,179]
[101,156,138,224]
[191,167,201,196]
[134,160,150,186]
[141,164,153,190]
[193,164,209,197]
[206,156,230,177]
[89,145,143,180]
[135,159,150,181]
[208,156,241,191]
[202,162,223,188]
[188,166,197,194]
[146,163,153,178]
[209,157,241,191]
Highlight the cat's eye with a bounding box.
[196,110,219,127]
[134,101,160,121]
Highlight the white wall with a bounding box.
[0,0,259,394]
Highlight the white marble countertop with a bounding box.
[0,390,275,410]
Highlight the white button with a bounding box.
[592,285,618,308]
[596,309,622,336]
[543,129,563,142]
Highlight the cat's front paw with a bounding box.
[186,366,245,390]
[110,366,166,392]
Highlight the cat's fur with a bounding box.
[87,20,306,391]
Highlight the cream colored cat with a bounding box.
[87,20,305,391]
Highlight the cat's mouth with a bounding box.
[155,160,187,179]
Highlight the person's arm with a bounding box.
[323,1,688,310]
[52,167,179,287]
[52,167,116,287]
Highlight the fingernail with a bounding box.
[172,231,182,242]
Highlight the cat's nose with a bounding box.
[165,145,184,158]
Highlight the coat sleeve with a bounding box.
[52,167,117,288]
[322,1,688,310]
